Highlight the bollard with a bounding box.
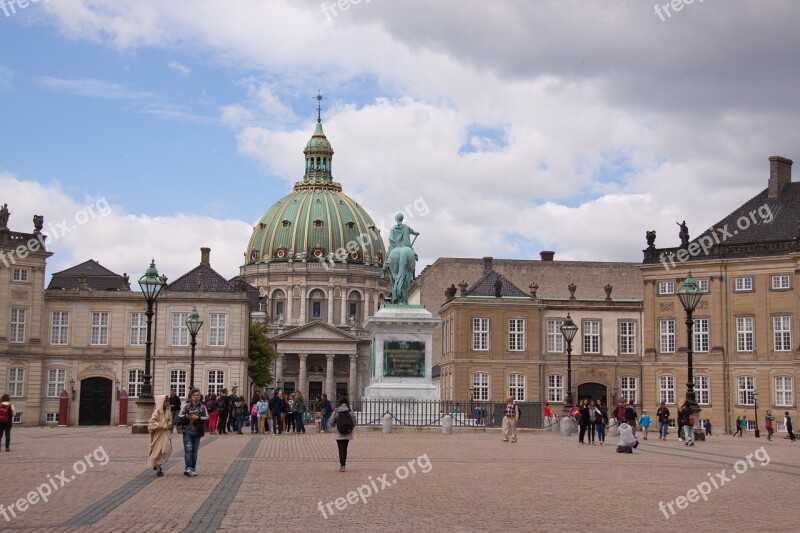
[442,414,453,434]
[58,389,70,427]
[118,390,128,426]
[382,413,393,433]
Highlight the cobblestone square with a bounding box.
[0,427,797,532]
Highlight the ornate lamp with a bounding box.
[560,313,579,409]
[676,273,703,414]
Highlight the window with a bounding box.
[9,368,24,397]
[50,311,69,345]
[471,372,489,401]
[46,412,59,423]
[271,289,286,322]
[90,312,109,345]
[619,321,636,355]
[694,375,710,405]
[128,369,144,397]
[170,370,187,398]
[10,308,26,343]
[771,275,790,290]
[47,369,66,397]
[659,320,675,353]
[582,320,600,354]
[12,268,28,282]
[734,277,753,291]
[312,301,321,318]
[737,375,755,405]
[209,313,227,346]
[546,320,564,353]
[130,313,147,345]
[547,374,564,403]
[171,313,189,346]
[693,318,709,353]
[508,373,525,401]
[658,281,675,295]
[208,370,225,396]
[620,376,637,404]
[659,375,675,404]
[12,413,21,423]
[736,317,754,352]
[697,279,709,293]
[472,318,489,351]
[773,315,792,351]
[508,319,525,351]
[775,376,793,407]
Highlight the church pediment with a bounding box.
[273,321,361,342]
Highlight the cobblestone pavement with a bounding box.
[0,426,798,532]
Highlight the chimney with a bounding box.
[482,256,493,275]
[768,156,793,199]
[540,251,555,261]
[200,247,211,266]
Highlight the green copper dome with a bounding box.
[245,121,386,265]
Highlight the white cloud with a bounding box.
[38,76,153,99]
[167,60,191,76]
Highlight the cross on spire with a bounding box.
[315,91,325,123]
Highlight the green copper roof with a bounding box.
[245,121,385,265]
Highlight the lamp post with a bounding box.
[560,313,579,410]
[753,390,760,438]
[676,273,703,422]
[131,259,166,434]
[185,306,204,389]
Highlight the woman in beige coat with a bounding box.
[148,394,173,477]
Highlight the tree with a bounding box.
[248,322,276,388]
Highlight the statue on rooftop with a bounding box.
[0,204,9,229]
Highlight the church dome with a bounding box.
[245,119,386,265]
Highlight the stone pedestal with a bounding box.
[363,304,439,400]
[131,397,155,434]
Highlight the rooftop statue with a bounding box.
[0,204,9,229]
[382,212,419,304]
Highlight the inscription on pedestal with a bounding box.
[383,341,425,377]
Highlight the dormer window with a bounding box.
[346,222,355,230]
[314,220,324,229]
[282,220,291,228]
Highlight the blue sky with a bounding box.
[1,1,799,281]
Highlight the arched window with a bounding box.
[271,289,286,322]
[308,289,326,321]
[348,291,362,325]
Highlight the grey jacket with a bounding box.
[330,404,356,441]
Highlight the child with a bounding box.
[639,410,651,440]
[704,419,712,436]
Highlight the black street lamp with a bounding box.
[131,259,166,434]
[676,273,703,417]
[185,306,204,390]
[753,390,760,438]
[560,313,579,409]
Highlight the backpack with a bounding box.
[0,404,9,423]
[251,403,258,417]
[257,401,268,416]
[336,409,355,434]
[235,403,245,416]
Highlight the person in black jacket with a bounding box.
[577,399,589,445]
[227,387,239,433]
[269,390,284,434]
[168,391,182,433]
[679,402,694,446]
[217,388,229,435]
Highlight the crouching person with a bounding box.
[616,421,637,453]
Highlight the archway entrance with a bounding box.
[79,377,112,425]
[577,382,608,406]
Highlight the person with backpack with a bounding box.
[256,393,269,434]
[178,388,209,476]
[234,395,246,434]
[330,394,356,472]
[0,394,16,452]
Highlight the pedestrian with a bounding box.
[234,395,246,434]
[656,401,670,441]
[596,399,608,445]
[676,401,684,441]
[501,396,521,443]
[739,415,747,436]
[227,387,239,433]
[732,415,743,437]
[639,409,651,440]
[616,420,637,453]
[320,393,333,432]
[614,398,627,426]
[587,400,599,445]
[704,419,712,436]
[0,393,16,452]
[269,389,284,434]
[543,402,552,429]
[169,390,181,433]
[315,396,323,432]
[286,393,296,433]
[207,394,218,434]
[178,388,209,476]
[764,411,775,441]
[148,394,172,477]
[330,393,356,472]
[624,399,638,437]
[256,393,269,433]
[679,402,694,446]
[785,412,796,441]
[216,388,229,435]
[294,391,306,434]
[577,399,589,445]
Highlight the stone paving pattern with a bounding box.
[0,427,798,532]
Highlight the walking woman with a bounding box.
[256,393,269,434]
[0,393,16,452]
[587,400,598,445]
[765,410,775,441]
[330,394,356,472]
[596,399,608,445]
[207,394,218,434]
[294,391,306,434]
[148,394,172,477]
[179,388,209,476]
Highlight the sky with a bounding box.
[1,0,799,284]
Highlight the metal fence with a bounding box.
[350,400,544,428]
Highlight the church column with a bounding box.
[326,354,335,397]
[286,286,293,323]
[298,354,308,395]
[340,289,347,324]
[299,286,307,322]
[327,288,334,324]
[275,353,284,387]
[349,354,358,400]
